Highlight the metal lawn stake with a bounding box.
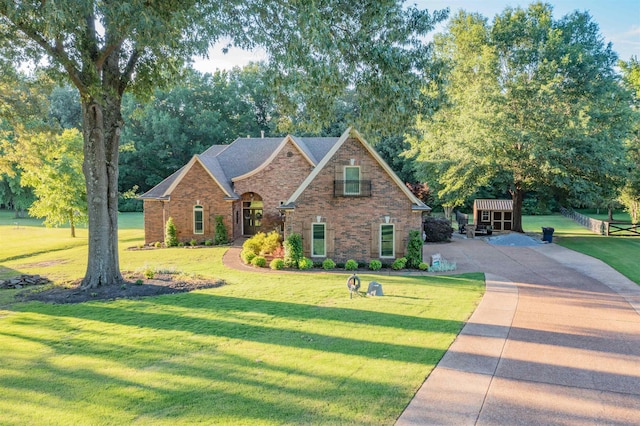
[346,273,361,299]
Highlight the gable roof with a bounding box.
[282,128,431,211]
[140,134,339,200]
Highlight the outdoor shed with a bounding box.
[473,199,513,231]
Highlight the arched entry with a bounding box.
[241,192,263,236]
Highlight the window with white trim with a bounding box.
[194,205,204,234]
[481,211,490,222]
[380,224,395,258]
[344,166,361,195]
[312,223,326,257]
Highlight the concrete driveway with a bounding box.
[396,236,640,425]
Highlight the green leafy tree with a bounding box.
[0,68,53,215]
[19,129,87,236]
[620,57,640,223]
[412,4,632,232]
[1,1,446,287]
[119,65,277,193]
[49,85,82,130]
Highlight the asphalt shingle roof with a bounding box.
[140,135,340,200]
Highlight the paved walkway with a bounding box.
[396,237,640,425]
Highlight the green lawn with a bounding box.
[523,213,640,285]
[0,210,485,425]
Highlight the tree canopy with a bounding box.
[1,1,447,287]
[411,3,633,231]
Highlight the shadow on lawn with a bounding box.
[15,292,464,364]
[3,292,471,424]
[0,327,405,424]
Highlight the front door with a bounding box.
[242,198,263,236]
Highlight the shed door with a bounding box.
[492,211,503,230]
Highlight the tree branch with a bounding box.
[9,17,87,94]
[95,40,123,71]
[119,47,140,94]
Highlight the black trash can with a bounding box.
[542,227,554,243]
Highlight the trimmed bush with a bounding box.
[261,231,281,255]
[251,256,267,267]
[164,217,178,247]
[423,217,454,242]
[369,259,382,271]
[240,249,257,264]
[214,215,228,245]
[406,230,423,268]
[322,258,336,270]
[284,233,303,268]
[418,262,429,271]
[298,257,314,270]
[243,232,266,255]
[204,239,213,246]
[144,267,155,279]
[345,259,358,271]
[154,241,161,248]
[392,257,407,270]
[270,258,285,270]
[189,239,197,247]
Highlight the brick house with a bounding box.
[140,128,431,263]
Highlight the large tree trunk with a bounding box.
[80,94,123,288]
[69,210,76,238]
[510,187,525,233]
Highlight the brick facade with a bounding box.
[233,139,314,238]
[144,140,314,244]
[285,137,422,264]
[143,131,427,259]
[144,161,233,244]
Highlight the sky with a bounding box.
[192,0,640,73]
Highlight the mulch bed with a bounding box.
[15,273,224,304]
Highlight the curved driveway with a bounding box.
[397,237,640,425]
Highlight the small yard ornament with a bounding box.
[367,281,384,296]
[346,273,361,299]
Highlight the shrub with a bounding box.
[154,241,162,248]
[135,279,144,285]
[214,215,228,245]
[423,217,454,242]
[322,258,336,270]
[164,217,178,247]
[251,256,267,267]
[419,262,429,271]
[345,259,358,271]
[406,230,423,268]
[243,232,266,255]
[144,267,155,279]
[240,249,257,264]
[369,259,382,271]
[298,257,314,270]
[284,233,303,268]
[189,239,197,247]
[204,239,213,246]
[261,231,282,255]
[392,257,407,270]
[259,210,285,233]
[272,245,285,258]
[270,258,285,270]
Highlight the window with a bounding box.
[312,223,326,257]
[380,224,394,258]
[481,211,490,222]
[194,205,204,234]
[344,166,360,195]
